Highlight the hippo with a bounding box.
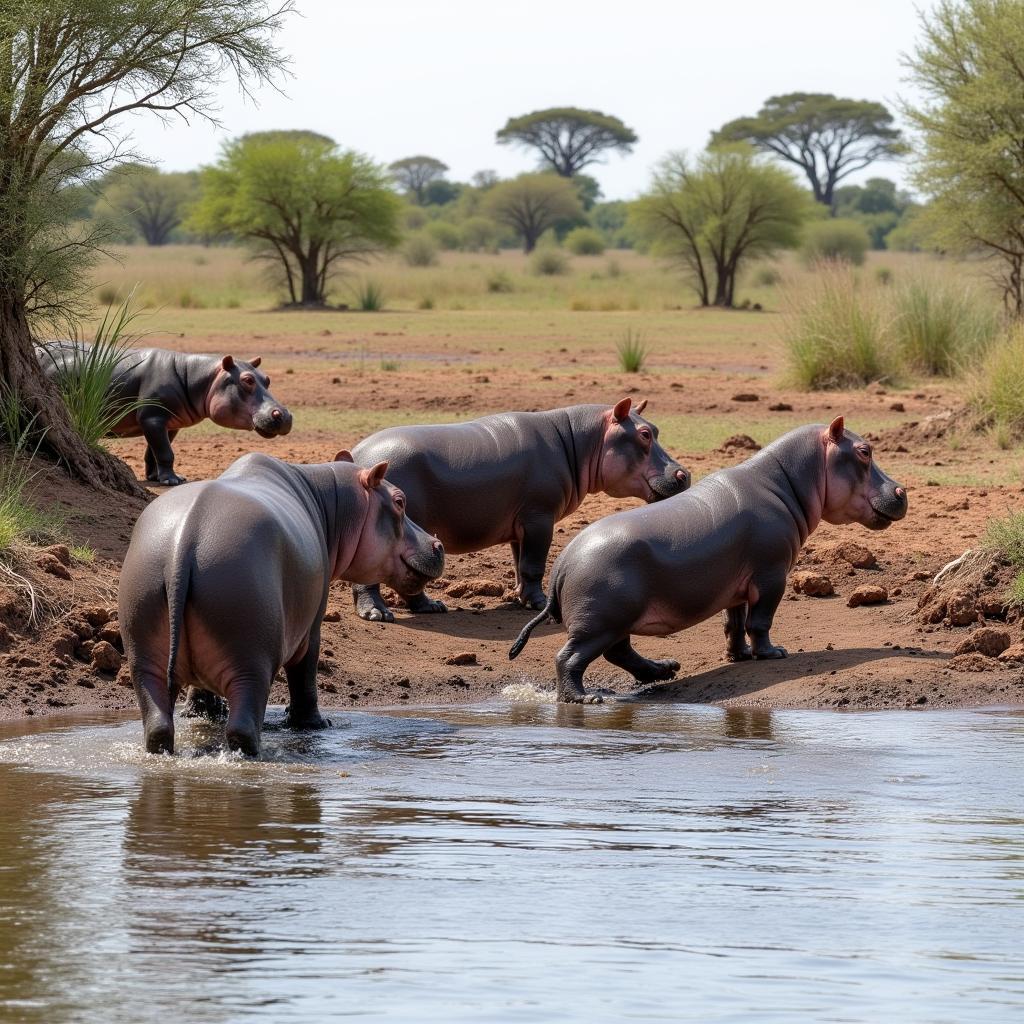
[509,418,908,703]
[118,451,444,756]
[349,399,690,621]
[36,342,292,485]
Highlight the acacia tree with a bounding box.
[903,0,1024,314]
[190,132,401,306]
[711,94,906,211]
[631,147,812,308]
[388,155,448,204]
[496,108,637,178]
[101,165,198,245]
[483,174,583,252]
[0,0,293,494]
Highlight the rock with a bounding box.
[998,642,1024,663]
[768,402,793,412]
[50,631,78,659]
[0,586,28,627]
[446,578,505,599]
[116,668,134,688]
[829,541,877,569]
[953,627,1011,658]
[96,623,122,648]
[889,401,905,412]
[977,595,1007,619]
[791,571,834,597]
[445,651,478,666]
[949,652,999,673]
[847,585,888,607]
[44,544,72,566]
[0,623,9,648]
[90,640,122,673]
[731,393,759,402]
[946,589,979,626]
[66,619,94,641]
[322,609,342,622]
[36,553,71,580]
[720,434,761,453]
[79,606,111,628]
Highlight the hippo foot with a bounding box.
[284,708,332,730]
[727,645,753,662]
[355,595,395,623]
[156,472,186,486]
[635,658,680,682]
[557,688,604,705]
[516,591,548,611]
[144,725,174,755]
[226,728,260,757]
[753,645,788,660]
[404,593,448,614]
[181,689,228,721]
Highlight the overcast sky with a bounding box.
[126,0,928,201]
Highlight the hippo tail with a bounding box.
[164,554,192,693]
[508,590,561,661]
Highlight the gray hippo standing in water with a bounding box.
[510,418,908,702]
[119,452,444,756]
[349,398,690,621]
[36,342,292,485]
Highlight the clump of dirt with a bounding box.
[720,434,761,453]
[915,549,1018,628]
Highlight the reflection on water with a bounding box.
[0,704,1022,1022]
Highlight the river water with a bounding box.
[0,703,1021,1023]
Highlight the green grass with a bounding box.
[70,544,95,564]
[970,322,1024,438]
[983,510,1024,606]
[616,327,648,373]
[353,279,386,312]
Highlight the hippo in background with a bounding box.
[36,342,292,485]
[349,398,690,621]
[510,417,908,703]
[118,451,444,756]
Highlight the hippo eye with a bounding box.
[394,493,406,514]
[240,373,256,390]
[638,428,652,444]
[856,444,872,461]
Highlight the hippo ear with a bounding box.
[826,416,846,444]
[612,397,632,422]
[249,356,261,368]
[221,355,235,372]
[358,461,388,490]
[334,449,354,463]
[635,398,648,415]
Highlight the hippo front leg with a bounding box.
[554,634,610,704]
[140,416,186,486]
[514,515,554,609]
[724,605,753,661]
[352,583,394,622]
[145,429,178,482]
[747,572,788,660]
[283,624,331,731]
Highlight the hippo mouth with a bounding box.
[254,422,291,439]
[646,475,685,502]
[401,554,444,582]
[866,503,901,530]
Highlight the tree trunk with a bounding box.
[0,297,146,497]
[298,252,323,305]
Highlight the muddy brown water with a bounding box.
[0,702,1021,1022]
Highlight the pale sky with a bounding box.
[125,0,928,201]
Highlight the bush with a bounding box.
[892,279,1000,376]
[460,216,498,252]
[969,321,1024,437]
[784,264,897,389]
[403,206,428,231]
[753,264,781,287]
[417,296,434,310]
[403,233,438,267]
[530,248,569,276]
[875,266,893,286]
[565,227,605,256]
[353,279,385,311]
[486,270,514,293]
[616,327,648,373]
[800,219,871,267]
[425,220,461,251]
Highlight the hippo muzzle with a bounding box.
[400,521,445,584]
[866,480,908,530]
[647,461,691,501]
[253,404,293,438]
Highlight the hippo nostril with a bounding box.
[271,408,282,421]
[432,540,444,556]
[895,486,906,500]
[675,469,688,483]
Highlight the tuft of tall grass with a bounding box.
[486,270,514,293]
[983,511,1024,605]
[891,279,1000,376]
[530,248,569,276]
[783,264,898,389]
[616,327,649,373]
[969,321,1024,439]
[403,233,439,268]
[353,279,385,312]
[0,386,55,554]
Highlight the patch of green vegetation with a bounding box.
[983,510,1024,606]
[70,544,96,564]
[616,327,648,373]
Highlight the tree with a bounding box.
[0,0,293,494]
[388,155,448,204]
[100,165,198,245]
[903,0,1024,313]
[631,147,812,308]
[190,131,401,307]
[711,93,906,211]
[483,174,583,253]
[496,108,637,178]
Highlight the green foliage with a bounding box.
[99,165,199,245]
[984,511,1024,570]
[380,358,400,371]
[616,328,648,373]
[353,279,386,312]
[565,227,606,256]
[632,146,812,307]
[423,180,462,206]
[425,221,461,250]
[530,248,569,276]
[496,108,637,177]
[189,132,401,307]
[904,0,1024,312]
[389,156,449,204]
[460,216,499,252]
[591,200,634,248]
[800,219,870,266]
[969,322,1024,436]
[711,93,906,209]
[483,174,583,253]
[891,278,1000,375]
[486,270,515,293]
[403,233,439,267]
[784,264,898,389]
[875,266,894,285]
[753,265,781,287]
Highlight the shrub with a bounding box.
[417,296,434,310]
[530,248,569,276]
[380,358,400,372]
[403,206,428,231]
[875,266,893,286]
[753,265,781,287]
[616,327,648,373]
[403,233,438,267]
[783,264,897,389]
[800,219,870,267]
[425,220,461,251]
[460,216,498,252]
[353,279,385,311]
[95,285,119,306]
[486,270,514,293]
[969,321,1024,437]
[892,279,1000,376]
[984,511,1024,604]
[565,227,606,256]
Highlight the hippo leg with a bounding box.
[403,591,448,614]
[225,674,272,757]
[145,430,178,482]
[603,638,680,683]
[181,685,227,721]
[283,626,331,730]
[748,572,788,660]
[554,634,612,704]
[132,670,176,754]
[514,515,554,609]
[140,415,186,486]
[724,605,753,661]
[352,583,394,623]
[510,541,522,590]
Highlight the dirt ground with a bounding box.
[3,318,1024,722]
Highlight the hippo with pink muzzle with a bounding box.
[349,398,690,621]
[36,342,292,485]
[510,418,908,703]
[118,451,444,756]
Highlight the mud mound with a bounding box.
[915,549,1019,629]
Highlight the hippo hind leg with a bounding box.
[224,673,273,757]
[181,685,227,721]
[132,669,176,754]
[603,638,680,683]
[724,605,753,662]
[352,583,395,623]
[555,634,614,704]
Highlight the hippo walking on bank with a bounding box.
[510,418,908,703]
[349,399,690,621]
[119,452,444,755]
[36,342,292,485]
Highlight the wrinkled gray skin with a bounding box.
[349,398,690,621]
[118,452,444,756]
[509,418,908,703]
[36,342,292,486]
